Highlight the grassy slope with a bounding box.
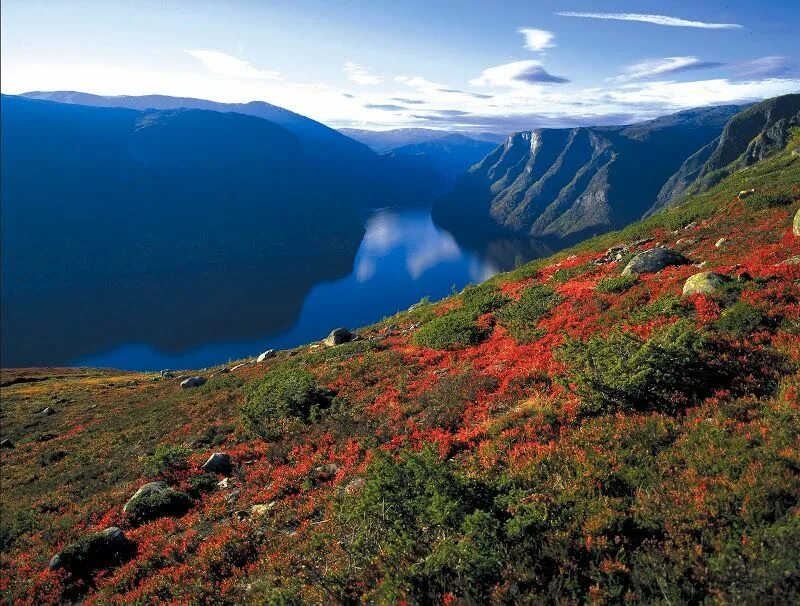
[1,134,799,604]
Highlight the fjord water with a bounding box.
[16,209,545,371]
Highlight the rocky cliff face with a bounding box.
[433,105,741,247]
[651,94,800,213]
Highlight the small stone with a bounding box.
[324,328,352,347]
[682,272,731,296]
[250,502,276,517]
[257,349,276,363]
[738,189,755,199]
[201,452,232,475]
[794,208,800,237]
[217,477,231,490]
[41,407,56,416]
[345,478,365,494]
[684,222,698,230]
[160,369,173,378]
[779,255,800,265]
[715,238,727,248]
[230,363,246,372]
[0,438,14,448]
[180,376,205,389]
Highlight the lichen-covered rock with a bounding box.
[682,272,731,296]
[123,481,191,522]
[622,247,689,276]
[324,328,352,347]
[201,452,232,475]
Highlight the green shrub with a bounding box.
[241,366,333,438]
[187,473,219,498]
[596,274,638,294]
[630,294,688,322]
[460,283,509,314]
[558,320,713,414]
[125,489,192,524]
[551,262,594,283]
[411,371,499,432]
[744,189,796,210]
[496,284,562,342]
[413,309,487,350]
[714,301,767,336]
[142,445,191,479]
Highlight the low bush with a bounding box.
[413,309,487,350]
[460,283,509,314]
[596,274,638,294]
[714,301,767,336]
[242,366,334,438]
[744,189,796,210]
[142,445,191,479]
[496,284,562,342]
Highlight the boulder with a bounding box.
[48,526,132,574]
[123,481,191,522]
[257,349,276,363]
[682,272,731,296]
[180,376,205,389]
[324,328,352,347]
[201,452,232,475]
[159,369,173,378]
[794,208,800,236]
[41,407,56,416]
[622,247,689,276]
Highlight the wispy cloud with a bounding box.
[613,56,725,82]
[556,12,743,29]
[185,50,280,79]
[438,88,494,99]
[344,61,381,85]
[471,60,569,87]
[518,28,556,51]
[364,103,406,111]
[733,56,799,78]
[390,97,426,104]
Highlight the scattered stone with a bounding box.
[779,255,800,265]
[180,376,205,389]
[682,272,731,296]
[251,502,276,517]
[41,407,56,416]
[324,328,352,347]
[738,189,755,200]
[38,433,56,442]
[695,261,708,269]
[794,208,800,236]
[48,526,132,574]
[201,452,232,475]
[632,238,653,247]
[384,324,399,335]
[256,349,276,363]
[230,363,246,372]
[684,222,698,230]
[622,247,689,276]
[160,369,173,378]
[217,477,231,490]
[675,238,695,246]
[715,238,728,248]
[310,463,340,485]
[123,481,169,513]
[0,438,14,448]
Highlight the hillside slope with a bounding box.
[1,131,799,604]
[432,105,743,247]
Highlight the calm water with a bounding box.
[23,209,549,370]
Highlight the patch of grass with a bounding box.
[126,489,192,524]
[142,444,191,479]
[744,189,796,210]
[596,274,639,294]
[551,262,595,284]
[460,283,510,315]
[413,310,488,350]
[496,284,562,343]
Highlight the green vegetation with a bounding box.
[412,309,487,350]
[744,188,797,210]
[242,366,334,438]
[596,273,638,294]
[142,444,191,479]
[496,284,562,342]
[125,489,192,524]
[714,301,768,336]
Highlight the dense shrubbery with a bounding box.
[596,273,638,294]
[714,301,768,336]
[413,309,487,350]
[142,444,190,479]
[241,366,334,437]
[496,284,562,342]
[744,188,796,210]
[460,282,509,314]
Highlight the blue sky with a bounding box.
[2,0,798,131]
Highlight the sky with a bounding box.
[2,0,799,132]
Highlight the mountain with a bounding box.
[339,127,505,153]
[3,126,799,605]
[651,93,800,213]
[20,91,444,206]
[1,95,366,364]
[432,104,744,248]
[389,133,498,187]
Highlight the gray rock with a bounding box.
[41,407,56,416]
[794,208,800,237]
[682,272,731,296]
[180,376,205,389]
[160,369,173,378]
[49,526,130,572]
[123,481,169,513]
[256,349,276,363]
[201,452,232,475]
[324,328,352,347]
[230,363,247,372]
[715,238,727,248]
[622,247,689,276]
[0,438,14,448]
[738,189,755,199]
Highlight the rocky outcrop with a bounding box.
[682,272,731,296]
[324,328,352,347]
[622,248,689,276]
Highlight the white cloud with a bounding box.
[394,75,444,92]
[556,12,742,29]
[734,56,798,78]
[613,56,723,82]
[344,61,381,85]
[518,28,556,51]
[185,50,280,80]
[470,60,569,87]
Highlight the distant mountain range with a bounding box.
[339,127,505,153]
